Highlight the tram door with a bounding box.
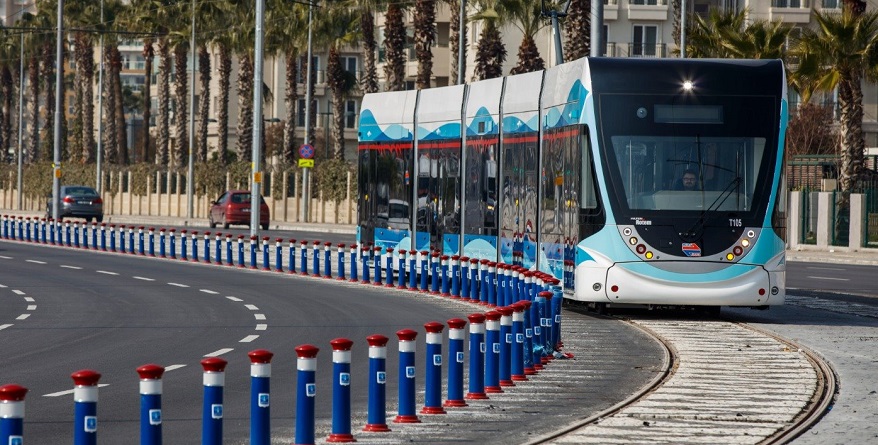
[540,126,582,281]
[500,132,539,267]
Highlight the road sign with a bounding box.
[299,144,315,159]
[298,159,314,168]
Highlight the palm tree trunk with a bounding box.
[81,36,96,163]
[197,43,211,163]
[141,38,154,164]
[156,37,171,166]
[360,7,379,94]
[236,53,254,162]
[383,2,406,91]
[42,42,56,162]
[283,49,298,163]
[217,42,232,164]
[102,47,118,165]
[112,46,128,165]
[510,36,544,75]
[70,34,85,162]
[173,43,188,170]
[564,0,591,60]
[327,46,345,160]
[449,0,465,85]
[414,0,436,90]
[26,56,39,163]
[1,67,10,160]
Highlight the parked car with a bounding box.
[46,185,104,222]
[209,190,270,230]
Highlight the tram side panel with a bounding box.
[463,77,503,261]
[500,71,544,268]
[415,85,466,254]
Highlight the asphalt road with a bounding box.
[787,261,878,299]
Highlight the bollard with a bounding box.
[262,237,270,271]
[551,279,563,350]
[43,219,50,244]
[312,241,321,277]
[328,338,355,443]
[384,248,395,287]
[128,226,136,255]
[430,252,440,294]
[158,228,165,257]
[487,262,497,306]
[348,244,358,282]
[498,306,514,386]
[444,318,467,407]
[148,228,156,257]
[408,250,418,289]
[469,258,479,302]
[275,239,284,272]
[453,256,464,298]
[398,250,407,289]
[496,265,506,307]
[337,244,347,280]
[139,227,146,255]
[90,222,98,249]
[484,310,503,393]
[324,242,332,278]
[214,233,223,265]
[363,334,390,432]
[421,322,446,414]
[300,240,309,275]
[521,299,537,375]
[201,357,227,445]
[394,329,420,423]
[74,221,82,248]
[237,236,245,268]
[137,364,165,445]
[511,303,528,381]
[168,229,177,259]
[418,251,429,292]
[373,246,383,285]
[295,344,320,445]
[249,236,258,269]
[226,234,234,266]
[460,256,470,299]
[248,349,274,445]
[288,239,297,274]
[534,291,549,368]
[204,232,211,264]
[465,313,488,400]
[541,291,554,363]
[109,224,117,252]
[1,215,6,239]
[71,370,101,445]
[360,245,370,284]
[66,221,72,247]
[178,230,185,258]
[190,231,199,262]
[0,384,27,445]
[440,255,451,296]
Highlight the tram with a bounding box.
[357,57,787,309]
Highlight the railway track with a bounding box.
[529,310,836,444]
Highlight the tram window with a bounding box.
[581,130,598,210]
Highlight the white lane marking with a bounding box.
[26,305,36,311]
[254,314,266,320]
[12,290,25,295]
[0,255,12,259]
[61,265,83,270]
[226,296,243,302]
[244,304,259,311]
[16,314,30,320]
[133,276,155,281]
[200,289,219,295]
[204,348,234,357]
[240,335,259,343]
[165,364,187,372]
[24,297,34,302]
[0,284,6,288]
[806,266,845,271]
[96,270,119,276]
[43,384,111,398]
[168,282,189,288]
[807,276,850,281]
[25,260,46,265]
[255,324,267,331]
[0,324,12,330]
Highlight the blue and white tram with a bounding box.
[358,57,787,308]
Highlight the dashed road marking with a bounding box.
[807,276,849,281]
[165,364,187,372]
[200,289,219,294]
[254,314,266,320]
[43,384,110,398]
[96,270,119,276]
[168,282,189,288]
[204,348,234,357]
[0,255,12,259]
[0,324,12,330]
[226,296,243,302]
[60,265,82,270]
[245,304,259,311]
[134,276,155,281]
[23,297,34,302]
[16,314,30,320]
[26,305,36,311]
[25,260,46,264]
[255,324,267,331]
[240,335,259,343]
[12,290,25,295]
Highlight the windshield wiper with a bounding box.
[680,177,742,241]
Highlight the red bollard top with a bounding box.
[251,235,258,240]
[201,357,228,372]
[181,229,187,234]
[396,329,418,342]
[295,344,320,359]
[139,226,145,230]
[168,228,175,232]
[520,300,532,309]
[71,369,102,386]
[248,349,275,364]
[314,240,321,246]
[420,250,429,255]
[485,310,501,321]
[238,235,245,239]
[467,313,486,324]
[330,338,354,351]
[301,240,308,245]
[481,259,490,265]
[424,321,444,334]
[136,364,165,380]
[460,256,469,262]
[431,252,440,258]
[496,306,513,317]
[204,231,211,236]
[215,232,223,238]
[191,231,198,236]
[0,384,28,401]
[470,258,479,264]
[440,255,449,261]
[366,334,389,347]
[338,243,346,249]
[373,246,381,251]
[447,318,467,330]
[386,247,394,253]
[539,291,552,298]
[149,227,156,232]
[276,238,283,243]
[325,241,332,247]
[510,302,525,313]
[262,236,270,241]
[409,249,417,255]
[349,243,357,250]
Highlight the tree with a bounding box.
[231,0,257,162]
[448,0,466,85]
[414,0,436,89]
[472,0,507,81]
[563,0,589,60]
[383,0,407,91]
[316,4,360,159]
[358,0,382,93]
[787,104,837,157]
[266,0,308,164]
[684,9,746,58]
[506,0,547,75]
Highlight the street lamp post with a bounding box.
[97,0,104,194]
[16,32,23,210]
[250,0,266,236]
[302,0,315,223]
[52,0,64,220]
[187,0,196,219]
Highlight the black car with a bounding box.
[47,185,104,222]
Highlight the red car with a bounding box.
[209,190,270,230]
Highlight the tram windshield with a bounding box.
[608,136,765,212]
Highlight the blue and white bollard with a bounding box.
[398,250,407,289]
[180,230,188,260]
[408,250,418,290]
[294,344,320,445]
[542,292,555,364]
[469,258,479,302]
[203,232,211,264]
[137,364,165,445]
[128,226,136,255]
[348,244,358,282]
[158,228,165,257]
[201,357,227,445]
[190,231,199,262]
[275,238,283,272]
[521,299,537,376]
[535,291,550,368]
[373,246,383,285]
[328,338,355,443]
[312,241,321,277]
[323,242,332,278]
[0,384,27,445]
[360,245,370,284]
[71,369,101,445]
[363,334,390,432]
[465,313,488,400]
[261,237,270,271]
[484,310,503,393]
[511,302,528,381]
[214,233,223,265]
[226,234,234,266]
[336,244,347,280]
[394,329,420,423]
[248,349,274,445]
[249,236,258,269]
[459,256,470,299]
[148,228,156,257]
[168,229,177,259]
[108,225,117,252]
[440,255,450,296]
[421,322,446,414]
[384,248,395,287]
[444,318,467,407]
[550,278,563,350]
[139,227,146,255]
[419,251,429,292]
[430,252,440,294]
[487,262,497,306]
[300,240,309,275]
[237,236,245,267]
[498,306,514,386]
[288,239,297,274]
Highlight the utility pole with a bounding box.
[52,0,64,220]
[251,0,266,236]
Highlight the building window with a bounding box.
[341,56,358,79]
[345,100,357,129]
[632,25,658,56]
[297,55,320,84]
[821,0,838,8]
[772,0,802,7]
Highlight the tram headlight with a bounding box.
[741,239,750,247]
[726,253,735,261]
[682,80,694,91]
[644,251,653,260]
[636,244,646,254]
[733,246,743,256]
[629,237,638,245]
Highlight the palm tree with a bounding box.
[316,4,360,159]
[123,0,162,164]
[720,19,790,60]
[414,0,436,89]
[684,9,746,58]
[505,0,546,74]
[563,0,590,60]
[792,9,878,234]
[18,11,43,163]
[266,0,307,164]
[231,1,257,162]
[194,0,226,164]
[472,0,507,81]
[383,0,407,91]
[448,0,466,84]
[358,0,382,93]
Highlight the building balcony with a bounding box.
[770,0,812,23]
[625,43,668,58]
[627,0,668,21]
[604,0,619,21]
